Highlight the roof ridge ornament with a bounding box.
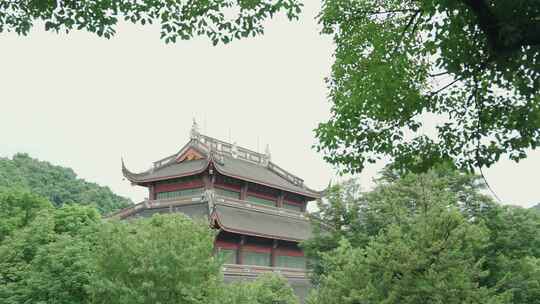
[190,118,200,139]
[265,144,271,161]
[210,149,225,165]
[121,156,128,177]
[231,141,238,158]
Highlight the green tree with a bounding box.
[315,0,540,173]
[0,153,131,214]
[251,273,299,304]
[0,192,300,303]
[89,214,222,304]
[223,273,300,304]
[0,201,100,304]
[307,225,505,304]
[304,169,540,304]
[0,190,52,242]
[0,0,302,45]
[302,180,365,285]
[478,205,540,304]
[303,165,493,283]
[20,231,97,304]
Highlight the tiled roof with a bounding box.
[213,154,319,197]
[122,158,208,183]
[212,202,312,242]
[108,196,313,242]
[122,131,321,198]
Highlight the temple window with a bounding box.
[246,195,275,207]
[155,187,203,199]
[247,182,279,198]
[243,251,271,266]
[276,255,306,269]
[284,192,303,201]
[155,175,200,185]
[217,248,237,264]
[214,187,240,200]
[215,175,243,188]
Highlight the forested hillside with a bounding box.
[0,153,131,214]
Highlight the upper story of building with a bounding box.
[120,120,321,214]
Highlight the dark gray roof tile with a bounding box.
[122,135,321,198]
[214,155,319,198]
[213,203,312,242]
[123,158,208,182]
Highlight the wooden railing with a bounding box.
[222,264,309,279]
[107,192,309,221]
[215,195,308,220]
[106,195,203,219]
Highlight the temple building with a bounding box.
[112,121,321,301]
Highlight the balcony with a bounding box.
[109,191,308,220]
[222,263,308,280]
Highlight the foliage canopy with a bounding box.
[0,153,131,214]
[0,0,302,45]
[304,168,540,304]
[223,273,299,304]
[0,192,300,304]
[0,196,100,304]
[90,214,222,304]
[0,190,52,243]
[315,0,540,173]
[4,1,538,173]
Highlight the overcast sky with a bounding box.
[0,1,538,208]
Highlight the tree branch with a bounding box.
[429,77,462,97]
[391,10,422,54]
[429,71,450,77]
[361,9,420,16]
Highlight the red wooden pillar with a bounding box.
[203,174,210,190]
[149,183,155,200]
[203,167,215,190]
[238,235,246,264]
[240,182,248,200]
[271,240,278,267]
[277,191,284,208]
[211,167,215,188]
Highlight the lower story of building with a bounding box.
[215,231,311,303]
[223,264,311,303]
[215,231,307,269]
[111,196,313,301]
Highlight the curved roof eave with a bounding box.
[211,161,320,199]
[213,214,303,243]
[122,154,321,198]
[122,158,211,184]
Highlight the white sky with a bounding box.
[0,1,538,208]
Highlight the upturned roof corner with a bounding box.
[122,130,321,198]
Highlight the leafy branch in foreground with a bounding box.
[0,0,302,45]
[315,0,540,174]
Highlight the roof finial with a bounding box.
[121,157,132,178]
[190,118,200,139]
[265,144,271,161]
[231,141,238,158]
